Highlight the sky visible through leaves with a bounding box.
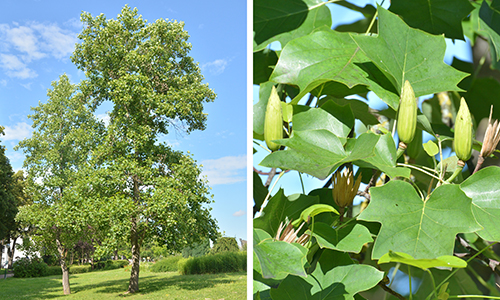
[0,0,247,241]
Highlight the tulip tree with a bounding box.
[254,1,500,299]
[16,74,104,295]
[71,6,218,293]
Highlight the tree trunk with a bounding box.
[56,238,71,295]
[7,236,17,269]
[128,215,140,293]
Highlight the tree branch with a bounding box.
[378,282,407,300]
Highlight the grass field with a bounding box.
[0,268,246,299]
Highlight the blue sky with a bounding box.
[0,0,247,241]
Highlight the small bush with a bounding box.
[94,259,129,271]
[13,257,48,278]
[178,251,246,275]
[150,255,182,273]
[69,264,92,274]
[45,266,62,276]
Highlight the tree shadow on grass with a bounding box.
[75,272,244,297]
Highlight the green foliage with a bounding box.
[182,239,210,258]
[13,257,48,278]
[254,1,500,298]
[0,132,17,241]
[150,256,183,273]
[177,252,246,275]
[210,237,240,254]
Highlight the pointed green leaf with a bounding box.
[254,0,332,51]
[293,204,339,226]
[389,0,473,40]
[260,132,379,180]
[254,231,309,279]
[460,166,500,242]
[270,256,384,300]
[354,133,411,179]
[312,222,373,253]
[378,250,467,270]
[254,189,319,237]
[358,181,481,259]
[351,6,468,103]
[254,49,279,85]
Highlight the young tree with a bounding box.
[210,237,240,254]
[71,6,218,293]
[16,74,104,295]
[5,170,30,269]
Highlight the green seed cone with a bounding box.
[454,97,473,161]
[397,80,417,145]
[264,86,283,152]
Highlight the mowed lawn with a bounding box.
[0,268,246,299]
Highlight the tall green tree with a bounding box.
[16,74,104,295]
[71,6,218,293]
[0,127,17,267]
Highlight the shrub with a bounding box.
[69,264,92,274]
[13,257,48,278]
[45,265,62,276]
[178,251,246,275]
[94,259,129,271]
[150,255,182,273]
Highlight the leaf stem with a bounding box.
[396,163,444,183]
[258,170,286,214]
[445,161,464,183]
[448,296,500,299]
[365,10,378,35]
[426,269,438,300]
[425,242,498,300]
[408,266,413,300]
[309,0,341,10]
[298,171,305,194]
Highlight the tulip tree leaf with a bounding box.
[270,30,400,108]
[378,250,467,270]
[358,181,481,259]
[253,0,332,51]
[460,166,500,242]
[311,222,373,254]
[260,131,379,180]
[270,253,384,300]
[254,189,319,237]
[254,229,309,280]
[351,6,468,104]
[293,204,339,226]
[389,0,473,40]
[353,133,411,179]
[423,140,439,157]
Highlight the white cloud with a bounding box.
[3,122,32,141]
[233,210,245,217]
[5,25,45,61]
[0,53,37,79]
[202,59,229,75]
[201,154,246,185]
[0,21,77,79]
[20,82,32,90]
[31,23,77,59]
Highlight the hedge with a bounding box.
[150,256,182,273]
[178,251,246,275]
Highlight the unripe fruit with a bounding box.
[397,80,417,145]
[264,86,283,152]
[454,97,473,162]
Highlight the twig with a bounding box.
[357,190,371,201]
[378,282,407,300]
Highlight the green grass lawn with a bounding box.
[0,268,246,299]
